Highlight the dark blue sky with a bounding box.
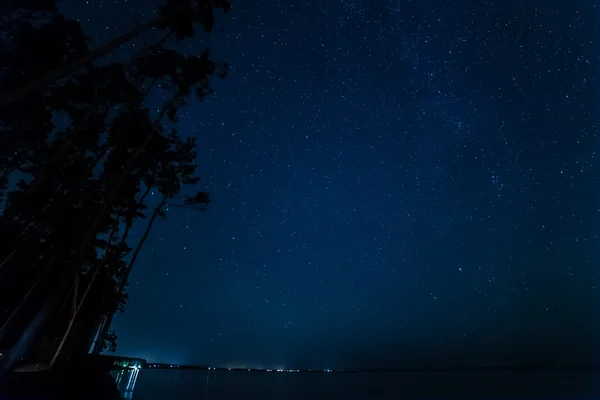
[63,0,598,369]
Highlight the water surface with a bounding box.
[114,369,599,399]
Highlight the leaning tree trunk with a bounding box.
[0,254,57,343]
[48,221,119,368]
[72,96,174,281]
[47,264,100,368]
[93,196,167,354]
[0,37,168,229]
[0,0,193,108]
[89,314,108,354]
[91,187,151,355]
[0,239,22,272]
[0,148,108,277]
[0,19,156,108]
[0,76,159,277]
[0,244,68,372]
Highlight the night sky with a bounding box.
[61,0,598,369]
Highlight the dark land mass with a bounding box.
[0,365,122,400]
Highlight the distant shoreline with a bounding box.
[143,364,600,373]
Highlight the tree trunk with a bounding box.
[0,254,56,342]
[91,184,152,354]
[92,196,166,354]
[48,265,100,368]
[73,96,174,274]
[122,196,167,291]
[90,314,108,354]
[0,149,107,277]
[92,313,115,355]
[48,219,118,367]
[0,66,162,229]
[0,239,22,272]
[0,293,54,372]
[137,182,154,206]
[5,30,171,224]
[0,20,155,108]
[0,0,187,109]
[0,247,67,372]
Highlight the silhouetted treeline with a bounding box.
[0,0,230,372]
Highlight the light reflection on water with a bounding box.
[110,369,599,400]
[112,368,140,399]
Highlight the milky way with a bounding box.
[62,0,598,368]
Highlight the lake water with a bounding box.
[113,369,600,399]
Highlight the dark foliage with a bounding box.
[0,0,230,370]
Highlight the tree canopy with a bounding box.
[0,0,229,371]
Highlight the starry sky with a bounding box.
[61,0,599,369]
